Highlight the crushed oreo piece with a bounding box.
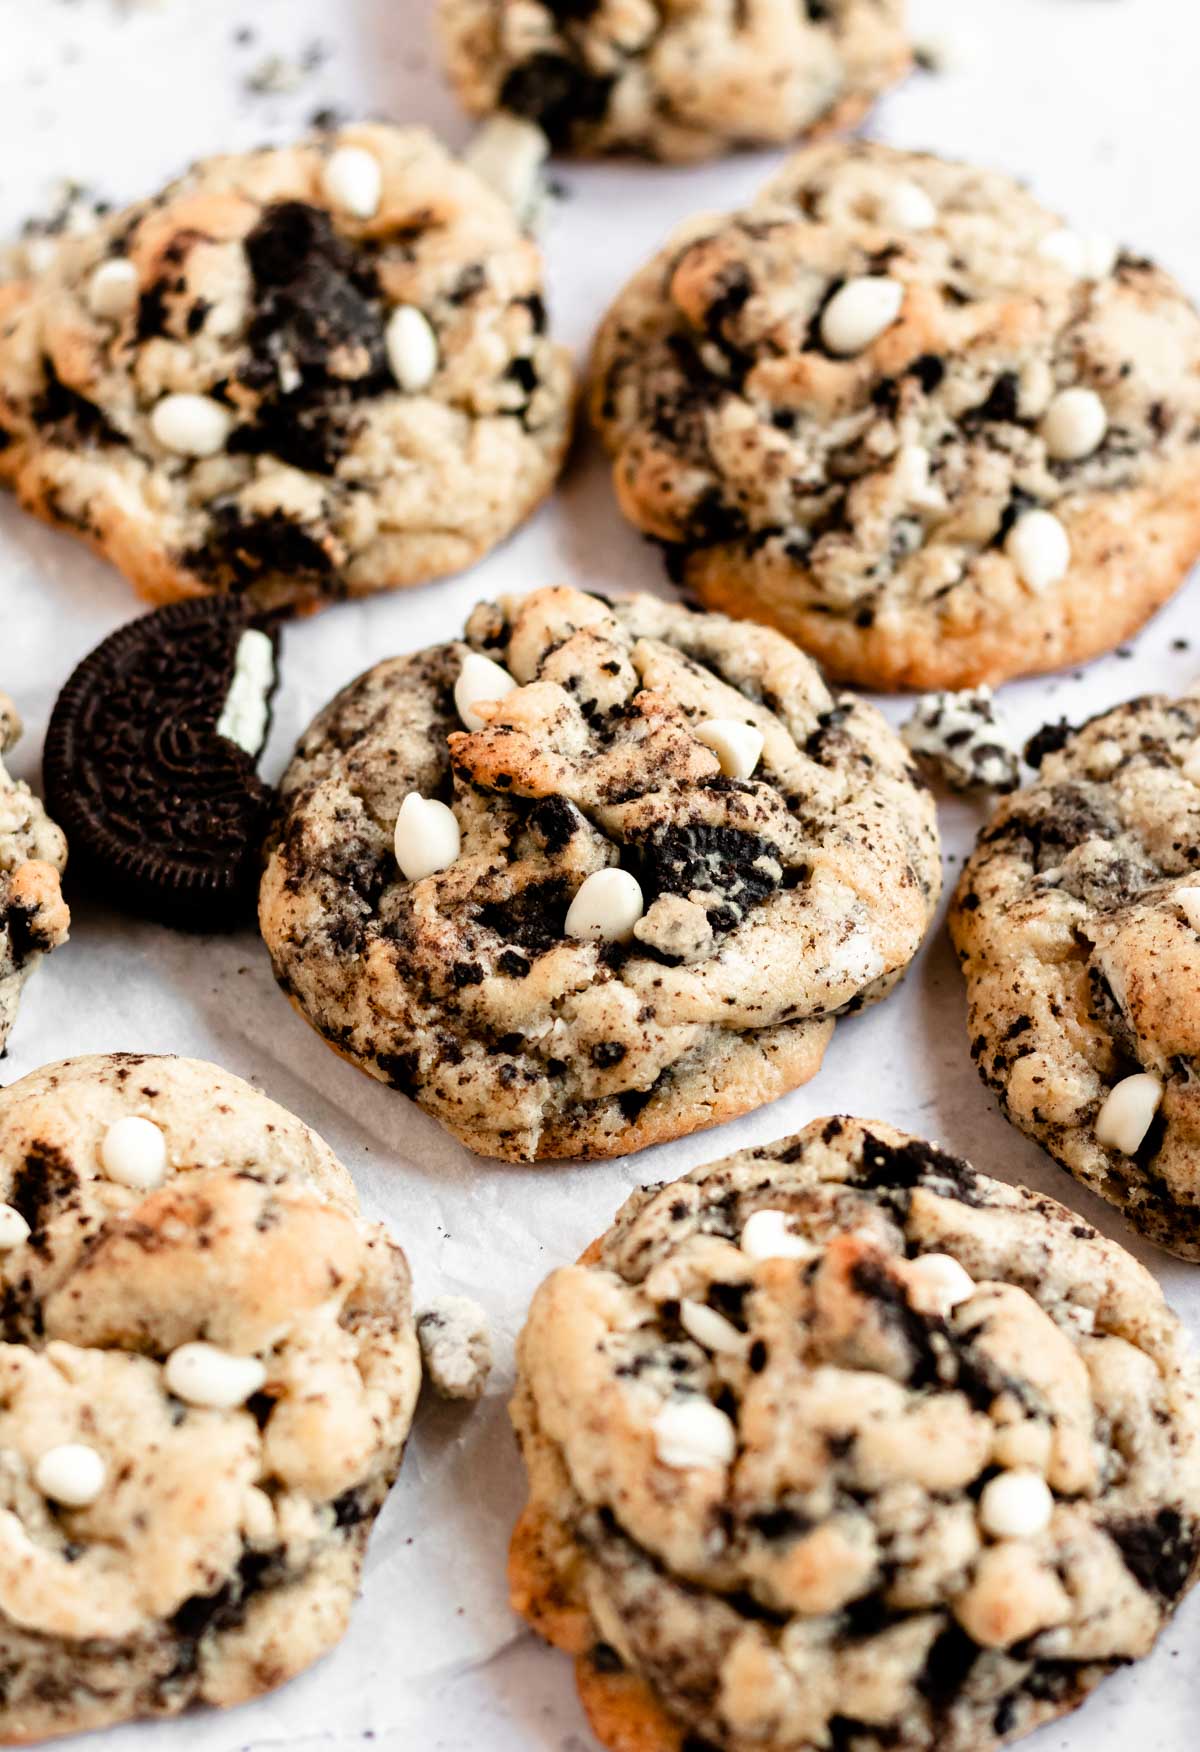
[902,687,1021,794]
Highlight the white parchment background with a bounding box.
[2,0,1200,1746]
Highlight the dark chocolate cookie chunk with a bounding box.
[44,600,278,930]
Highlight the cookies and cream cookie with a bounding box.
[952,690,1200,1258]
[0,694,68,1055]
[0,1052,421,1742]
[590,140,1200,690]
[0,125,573,609]
[510,1116,1200,1752]
[437,0,910,163]
[259,586,940,1162]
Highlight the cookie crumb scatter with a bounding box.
[99,1115,167,1190]
[902,687,1021,794]
[417,1296,493,1401]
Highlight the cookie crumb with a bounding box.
[902,687,1020,794]
[417,1296,493,1401]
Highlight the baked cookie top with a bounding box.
[436,0,910,164]
[0,694,69,1055]
[0,1053,420,1743]
[0,125,573,610]
[510,1116,1200,1752]
[590,140,1200,691]
[260,586,940,1162]
[952,689,1200,1258]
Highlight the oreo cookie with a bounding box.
[44,601,279,930]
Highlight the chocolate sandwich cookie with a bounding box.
[511,1116,1200,1752]
[44,600,278,930]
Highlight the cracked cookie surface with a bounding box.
[0,695,69,1056]
[259,586,940,1162]
[436,0,909,163]
[0,1052,420,1742]
[590,140,1200,690]
[951,689,1200,1259]
[510,1116,1200,1752]
[0,125,573,610]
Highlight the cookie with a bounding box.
[0,695,69,1055]
[44,599,278,931]
[590,140,1200,691]
[0,125,573,610]
[436,0,910,164]
[951,689,1200,1258]
[0,1051,421,1743]
[510,1116,1200,1752]
[260,585,940,1162]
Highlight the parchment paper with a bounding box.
[2,0,1199,1745]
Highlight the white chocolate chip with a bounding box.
[979,1470,1054,1539]
[1094,1072,1164,1156]
[740,1208,817,1262]
[215,628,275,756]
[903,1253,976,1317]
[565,868,644,943]
[454,651,517,732]
[385,305,439,392]
[462,114,549,226]
[1036,228,1117,281]
[394,793,461,882]
[1182,740,1200,786]
[150,393,233,458]
[894,443,945,510]
[320,144,382,219]
[652,1398,737,1471]
[0,1205,30,1250]
[694,719,764,780]
[86,257,138,320]
[164,1342,267,1410]
[820,277,905,356]
[1176,885,1200,931]
[1004,509,1071,592]
[878,180,936,231]
[1041,388,1107,462]
[34,1443,106,1508]
[679,1299,747,1355]
[99,1116,167,1191]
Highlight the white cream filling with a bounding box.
[216,628,275,756]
